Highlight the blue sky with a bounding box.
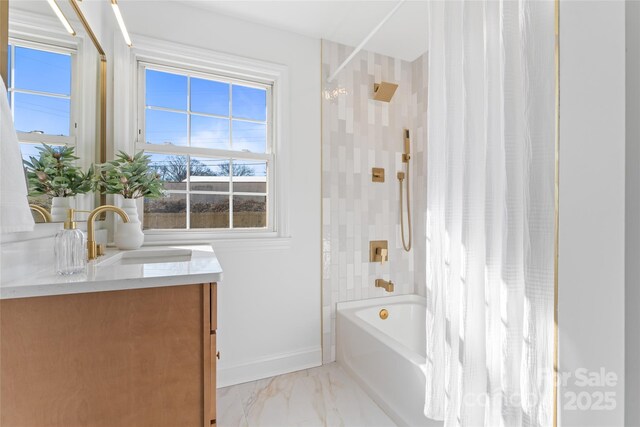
[9,46,71,137]
[145,69,267,153]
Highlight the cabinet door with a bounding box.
[1,285,205,426]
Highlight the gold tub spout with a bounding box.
[375,279,394,293]
[29,204,52,223]
[87,205,129,260]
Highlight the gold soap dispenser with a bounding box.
[54,208,87,275]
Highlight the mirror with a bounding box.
[4,0,105,223]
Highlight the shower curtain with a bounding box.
[424,0,555,426]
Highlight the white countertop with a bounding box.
[0,244,223,300]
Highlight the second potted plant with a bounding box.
[93,150,165,249]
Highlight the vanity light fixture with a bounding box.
[47,0,76,35]
[110,0,132,47]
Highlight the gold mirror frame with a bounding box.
[67,0,107,210]
[67,0,106,164]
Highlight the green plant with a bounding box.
[94,151,165,199]
[23,144,92,197]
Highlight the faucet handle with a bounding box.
[376,247,388,264]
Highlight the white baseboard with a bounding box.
[217,346,322,388]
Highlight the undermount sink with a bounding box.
[94,248,193,267]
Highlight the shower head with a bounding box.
[373,82,398,102]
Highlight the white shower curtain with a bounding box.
[424,1,555,426]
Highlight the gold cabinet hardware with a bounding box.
[369,240,389,264]
[379,309,389,320]
[372,167,385,183]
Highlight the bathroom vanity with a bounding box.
[0,245,222,427]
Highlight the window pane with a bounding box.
[20,143,51,221]
[20,143,44,163]
[232,120,266,153]
[145,69,187,110]
[191,78,229,116]
[191,194,229,229]
[190,158,229,192]
[232,159,266,177]
[14,46,71,95]
[13,93,70,135]
[232,85,266,121]
[143,193,186,229]
[191,115,229,149]
[233,195,266,228]
[147,153,187,191]
[232,160,267,193]
[145,109,188,146]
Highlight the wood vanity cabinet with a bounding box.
[0,282,218,427]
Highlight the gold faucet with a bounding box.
[87,205,129,260]
[29,204,52,223]
[375,279,394,293]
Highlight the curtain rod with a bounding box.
[326,0,406,83]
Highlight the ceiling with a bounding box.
[181,1,429,62]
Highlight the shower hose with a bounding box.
[399,161,412,252]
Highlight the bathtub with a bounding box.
[336,294,442,427]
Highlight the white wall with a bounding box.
[558,1,626,425]
[111,2,322,387]
[626,0,640,424]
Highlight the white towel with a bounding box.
[0,76,35,233]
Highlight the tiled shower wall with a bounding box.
[321,40,428,362]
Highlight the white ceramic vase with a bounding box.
[50,197,71,222]
[114,198,144,250]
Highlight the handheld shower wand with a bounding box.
[398,129,412,252]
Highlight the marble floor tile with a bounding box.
[216,363,397,427]
[217,384,248,427]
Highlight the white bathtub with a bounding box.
[336,294,442,427]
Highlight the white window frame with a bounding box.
[136,61,274,231]
[115,34,291,242]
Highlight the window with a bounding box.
[7,40,76,163]
[138,63,272,231]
